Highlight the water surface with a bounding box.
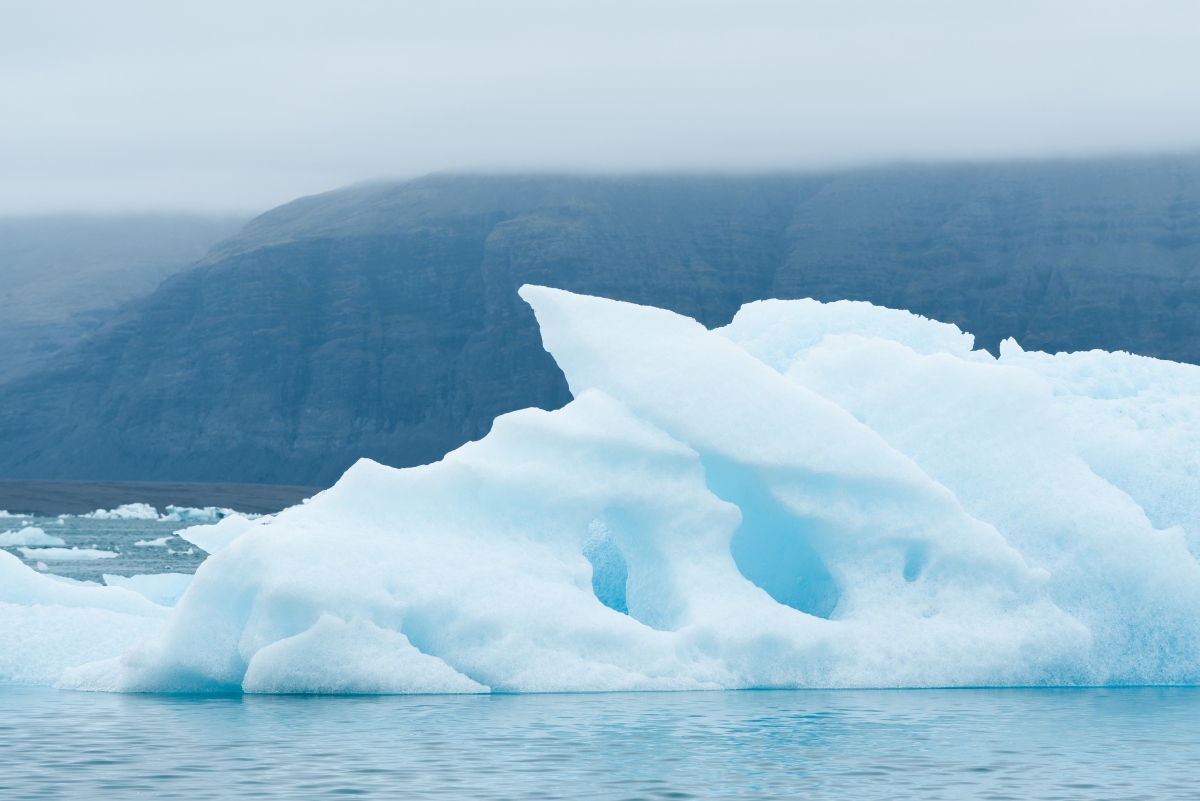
[1,516,205,581]
[2,687,1197,799]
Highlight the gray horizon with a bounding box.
[4,0,1199,215]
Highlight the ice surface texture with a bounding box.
[9,287,1200,693]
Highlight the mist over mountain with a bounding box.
[1,158,1198,486]
[0,215,249,383]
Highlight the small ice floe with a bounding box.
[103,573,194,607]
[71,504,250,522]
[17,546,118,560]
[35,561,47,571]
[0,527,67,547]
[133,536,173,547]
[81,503,160,520]
[0,510,27,518]
[176,514,269,554]
[160,506,241,523]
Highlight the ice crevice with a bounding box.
[4,286,1200,692]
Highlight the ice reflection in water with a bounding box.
[2,687,1198,799]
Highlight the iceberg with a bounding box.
[133,537,173,547]
[0,527,66,547]
[5,286,1200,694]
[161,506,242,523]
[68,504,249,523]
[81,503,160,520]
[0,551,170,685]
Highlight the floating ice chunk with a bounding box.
[82,503,159,520]
[35,561,47,571]
[0,527,66,547]
[176,514,267,554]
[21,288,1200,693]
[103,573,193,607]
[67,288,1093,695]
[0,510,27,518]
[161,506,243,523]
[133,536,173,547]
[0,550,170,685]
[18,546,117,560]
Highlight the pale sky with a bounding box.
[3,0,1199,214]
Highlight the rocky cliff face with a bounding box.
[1,163,1197,485]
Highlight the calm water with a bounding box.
[2,687,1198,799]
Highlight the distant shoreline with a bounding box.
[0,480,325,516]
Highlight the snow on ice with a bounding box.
[5,287,1200,693]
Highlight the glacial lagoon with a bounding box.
[3,686,1199,800]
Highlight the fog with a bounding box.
[3,0,1199,214]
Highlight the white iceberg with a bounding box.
[0,527,66,547]
[161,506,243,523]
[133,536,173,547]
[81,503,160,520]
[7,286,1200,694]
[0,551,170,685]
[69,504,250,523]
[17,547,118,560]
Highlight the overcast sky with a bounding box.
[3,0,1199,215]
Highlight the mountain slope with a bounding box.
[0,214,249,383]
[1,162,1197,485]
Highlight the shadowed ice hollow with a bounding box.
[5,286,1200,692]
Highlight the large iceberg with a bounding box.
[7,287,1200,693]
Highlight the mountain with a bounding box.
[1,160,1198,485]
[0,214,249,383]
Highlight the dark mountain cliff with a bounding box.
[1,161,1198,485]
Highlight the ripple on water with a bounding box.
[0,688,1198,799]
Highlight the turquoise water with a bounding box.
[2,687,1198,799]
